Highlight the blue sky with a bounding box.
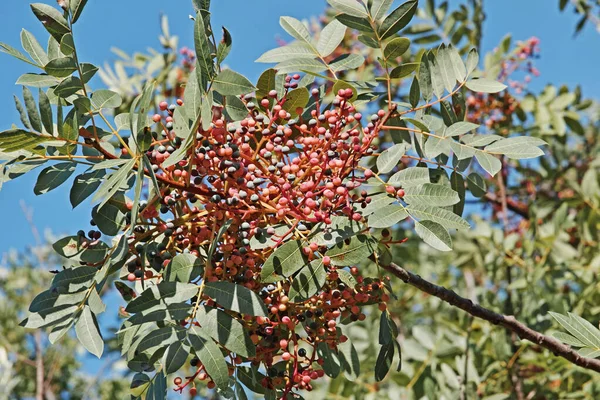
[0,0,598,255]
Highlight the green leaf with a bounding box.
[415,220,452,251]
[377,142,410,174]
[451,141,476,160]
[249,224,289,250]
[451,171,466,216]
[29,290,86,314]
[448,44,466,82]
[70,0,88,24]
[310,215,362,246]
[368,204,409,228]
[370,0,395,21]
[336,14,374,33]
[126,303,192,326]
[465,78,507,93]
[280,16,311,42]
[22,305,78,329]
[424,136,450,158]
[216,27,232,65]
[146,371,167,400]
[87,287,105,314]
[419,56,433,102]
[52,237,108,264]
[317,19,347,57]
[92,203,126,236]
[553,332,586,347]
[317,342,341,378]
[379,0,418,39]
[328,0,368,17]
[409,77,420,108]
[375,343,394,381]
[578,348,600,358]
[207,220,233,267]
[45,57,77,78]
[70,169,105,208]
[164,341,189,374]
[256,42,316,63]
[30,3,70,40]
[550,312,600,349]
[38,89,53,134]
[389,62,418,79]
[338,338,360,381]
[166,254,203,283]
[213,69,256,96]
[337,268,357,288]
[34,162,75,195]
[407,204,470,230]
[276,58,327,75]
[75,306,104,358]
[80,63,98,83]
[436,44,456,92]
[16,73,60,87]
[466,172,487,197]
[126,282,199,313]
[196,306,255,357]
[427,51,444,98]
[388,167,430,187]
[54,76,82,98]
[256,69,277,100]
[474,151,502,176]
[283,87,310,113]
[21,29,48,66]
[384,37,411,60]
[92,158,136,208]
[261,240,309,283]
[445,121,479,137]
[326,234,378,266]
[237,366,267,395]
[403,183,460,206]
[59,33,75,56]
[358,34,379,48]
[194,12,215,92]
[90,90,122,111]
[484,136,546,159]
[203,282,268,317]
[465,48,479,75]
[225,95,249,120]
[22,86,42,133]
[289,259,327,301]
[379,310,398,345]
[188,326,229,390]
[332,80,358,102]
[136,326,178,353]
[0,42,39,67]
[330,53,365,72]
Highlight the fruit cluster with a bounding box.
[466,37,541,129]
[109,75,396,395]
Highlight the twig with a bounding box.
[381,261,600,373]
[484,192,529,218]
[34,331,44,400]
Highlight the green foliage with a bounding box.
[0,0,598,399]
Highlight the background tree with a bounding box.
[0,0,598,399]
[0,205,130,399]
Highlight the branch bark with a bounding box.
[484,192,529,219]
[382,261,600,373]
[34,331,44,400]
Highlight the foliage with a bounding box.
[0,0,598,399]
[0,239,129,399]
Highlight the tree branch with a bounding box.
[484,192,529,219]
[382,261,600,373]
[34,331,44,400]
